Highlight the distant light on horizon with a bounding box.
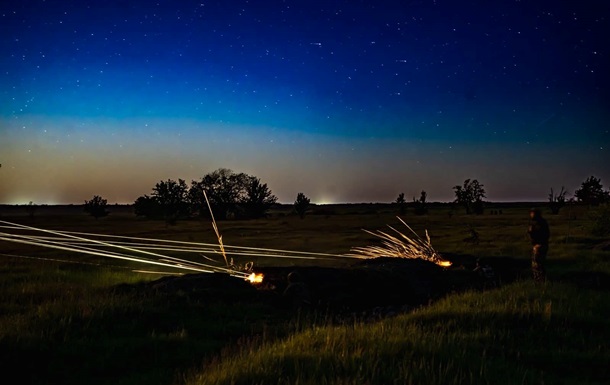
[0,1,608,204]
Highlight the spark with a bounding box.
[246,272,264,284]
[0,252,183,275]
[0,218,367,286]
[0,224,354,260]
[0,220,249,277]
[0,218,364,291]
[0,232,216,274]
[347,217,452,267]
[203,189,229,267]
[132,270,183,275]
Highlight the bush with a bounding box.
[133,195,162,219]
[453,179,486,214]
[412,190,428,215]
[84,195,109,219]
[294,193,310,219]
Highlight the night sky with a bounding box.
[1,0,608,204]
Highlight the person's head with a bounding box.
[529,208,541,219]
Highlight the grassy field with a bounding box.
[0,203,608,384]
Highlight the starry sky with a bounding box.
[1,0,608,204]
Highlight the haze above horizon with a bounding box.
[1,0,608,205]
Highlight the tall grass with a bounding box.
[0,259,286,385]
[0,204,608,385]
[186,280,610,385]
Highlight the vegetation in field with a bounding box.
[453,179,486,215]
[294,192,311,219]
[574,176,610,206]
[0,203,608,385]
[412,190,428,216]
[84,194,110,219]
[395,192,407,215]
[132,169,278,223]
[548,187,568,215]
[186,280,610,385]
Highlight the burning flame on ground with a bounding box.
[437,260,452,267]
[246,272,264,284]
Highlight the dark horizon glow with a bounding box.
[1,0,609,205]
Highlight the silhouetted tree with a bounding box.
[84,195,109,219]
[413,190,428,215]
[294,192,310,219]
[241,176,278,218]
[548,187,568,215]
[135,169,277,222]
[190,168,249,220]
[453,179,486,214]
[133,195,161,219]
[395,193,406,214]
[152,179,189,224]
[574,176,609,206]
[25,201,37,219]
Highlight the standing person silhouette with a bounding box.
[528,208,550,283]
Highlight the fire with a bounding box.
[437,260,452,267]
[246,272,264,284]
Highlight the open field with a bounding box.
[1,203,608,384]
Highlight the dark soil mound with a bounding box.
[119,256,531,313]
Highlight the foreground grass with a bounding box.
[0,204,608,384]
[187,280,609,385]
[0,261,288,385]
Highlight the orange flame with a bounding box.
[246,272,264,284]
[437,260,452,267]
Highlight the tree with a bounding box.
[241,176,278,218]
[395,193,406,215]
[574,176,609,206]
[25,201,37,219]
[548,187,567,215]
[152,179,189,224]
[133,195,161,219]
[413,190,428,215]
[453,179,486,214]
[135,169,278,222]
[84,195,109,219]
[190,168,249,220]
[294,192,310,219]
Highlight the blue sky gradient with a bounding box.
[1,0,608,204]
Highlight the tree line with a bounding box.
[396,175,609,216]
[131,168,279,223]
[80,173,609,221]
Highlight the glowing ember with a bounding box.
[246,272,264,284]
[437,260,452,267]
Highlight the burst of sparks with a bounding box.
[347,217,452,267]
[246,272,264,284]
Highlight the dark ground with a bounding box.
[134,255,532,318]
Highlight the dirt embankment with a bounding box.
[126,256,532,314]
